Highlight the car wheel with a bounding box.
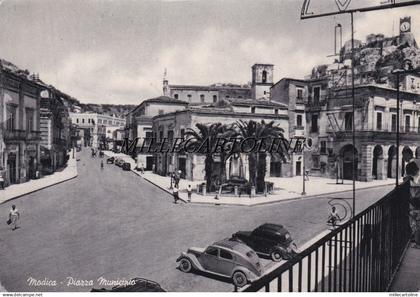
[232,271,248,287]
[271,250,283,262]
[179,258,192,273]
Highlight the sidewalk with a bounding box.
[104,151,398,206]
[0,153,78,205]
[390,245,420,292]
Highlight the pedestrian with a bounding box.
[187,184,192,202]
[327,206,340,228]
[9,205,20,230]
[174,174,180,188]
[100,160,104,170]
[140,163,145,174]
[173,186,179,204]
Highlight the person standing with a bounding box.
[187,184,192,202]
[9,205,20,230]
[173,186,179,204]
[100,160,104,170]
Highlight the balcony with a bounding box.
[306,98,327,112]
[4,130,41,141]
[27,131,42,141]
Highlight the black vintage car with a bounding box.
[231,223,298,262]
[122,162,131,171]
[91,277,165,292]
[106,157,115,164]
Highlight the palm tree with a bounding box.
[236,120,285,193]
[216,124,238,183]
[185,123,223,192]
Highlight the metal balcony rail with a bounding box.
[242,181,411,292]
[4,129,26,140]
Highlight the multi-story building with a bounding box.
[152,101,289,181]
[0,59,43,185]
[284,16,420,182]
[39,86,71,174]
[125,96,188,170]
[69,113,125,148]
[151,64,290,181]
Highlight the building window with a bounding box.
[26,108,34,132]
[187,94,192,102]
[88,119,91,123]
[391,114,397,132]
[200,94,205,103]
[376,112,382,131]
[320,141,327,154]
[418,117,420,133]
[82,119,85,124]
[180,129,185,138]
[225,95,230,99]
[405,115,411,132]
[297,88,303,100]
[344,112,352,131]
[76,118,79,124]
[262,70,267,83]
[98,119,102,124]
[311,114,318,133]
[213,95,217,103]
[296,114,303,127]
[313,87,320,103]
[6,105,16,130]
[312,155,320,169]
[251,107,256,113]
[274,109,279,115]
[174,94,179,100]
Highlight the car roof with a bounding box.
[213,238,254,254]
[257,223,288,235]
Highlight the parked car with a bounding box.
[91,277,165,292]
[176,238,263,287]
[231,223,298,262]
[115,158,124,167]
[122,162,131,171]
[106,157,115,164]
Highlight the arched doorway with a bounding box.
[340,144,358,180]
[402,146,413,177]
[387,146,396,178]
[416,147,420,158]
[372,145,384,180]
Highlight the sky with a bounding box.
[0,0,419,105]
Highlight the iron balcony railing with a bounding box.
[4,129,42,141]
[241,181,411,292]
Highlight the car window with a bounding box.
[220,249,233,260]
[246,250,257,258]
[205,246,218,256]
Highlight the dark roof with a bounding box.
[143,96,188,105]
[228,98,287,108]
[169,84,250,91]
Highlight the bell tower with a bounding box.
[251,64,274,100]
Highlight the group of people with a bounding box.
[172,182,193,204]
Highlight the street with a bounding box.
[0,149,394,292]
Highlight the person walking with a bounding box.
[173,186,179,204]
[9,205,20,230]
[100,160,104,170]
[187,184,192,202]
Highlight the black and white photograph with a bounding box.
[0,0,420,294]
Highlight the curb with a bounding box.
[187,182,396,207]
[131,170,188,204]
[0,168,78,205]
